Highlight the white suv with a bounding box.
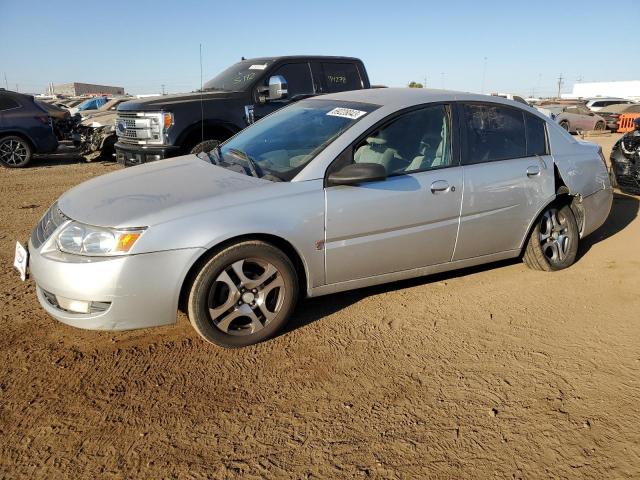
[585,98,634,112]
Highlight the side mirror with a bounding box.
[268,75,288,101]
[327,162,387,186]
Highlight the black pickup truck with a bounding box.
[114,55,370,166]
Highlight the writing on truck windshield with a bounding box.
[203,61,274,92]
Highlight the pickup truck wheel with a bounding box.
[190,139,220,155]
[523,204,579,271]
[0,136,32,168]
[187,241,298,348]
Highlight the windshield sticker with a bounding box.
[326,107,367,120]
[249,64,267,70]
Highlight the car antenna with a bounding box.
[200,43,204,145]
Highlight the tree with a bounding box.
[408,81,424,88]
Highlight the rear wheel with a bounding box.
[523,204,579,271]
[0,136,32,168]
[559,120,570,132]
[595,121,605,131]
[187,241,298,348]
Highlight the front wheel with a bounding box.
[523,204,579,271]
[594,121,605,131]
[187,241,299,348]
[0,136,32,168]
[559,120,570,132]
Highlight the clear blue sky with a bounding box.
[1,0,639,97]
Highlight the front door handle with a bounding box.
[430,180,450,193]
[526,165,541,177]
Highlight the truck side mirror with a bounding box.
[268,75,288,101]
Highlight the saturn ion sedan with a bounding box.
[21,88,613,348]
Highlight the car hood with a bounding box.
[58,155,269,228]
[79,111,117,127]
[117,90,245,112]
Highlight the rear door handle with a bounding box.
[430,180,450,193]
[526,165,541,177]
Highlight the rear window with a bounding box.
[0,96,20,111]
[462,103,526,164]
[321,63,362,93]
[524,114,548,156]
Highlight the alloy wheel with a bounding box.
[539,208,571,264]
[0,139,28,166]
[207,258,285,336]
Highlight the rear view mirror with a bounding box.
[268,75,288,101]
[327,163,387,186]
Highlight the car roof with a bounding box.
[243,55,363,63]
[310,87,535,111]
[586,97,627,102]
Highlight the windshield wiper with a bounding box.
[227,148,262,178]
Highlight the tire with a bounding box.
[595,121,605,131]
[190,139,220,155]
[559,120,570,132]
[187,240,299,348]
[523,204,579,272]
[0,136,32,168]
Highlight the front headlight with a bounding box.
[57,221,145,256]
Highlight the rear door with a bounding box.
[453,103,555,260]
[316,62,365,94]
[324,103,463,284]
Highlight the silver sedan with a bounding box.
[24,89,613,347]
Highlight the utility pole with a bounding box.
[423,75,427,88]
[161,84,166,95]
[557,74,564,99]
[15,84,18,93]
[481,56,488,94]
[3,73,7,90]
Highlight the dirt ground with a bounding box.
[1,134,639,479]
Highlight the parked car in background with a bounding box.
[490,93,529,105]
[0,88,58,168]
[114,55,371,166]
[69,96,108,115]
[596,103,640,131]
[585,97,634,112]
[23,89,612,347]
[536,103,606,133]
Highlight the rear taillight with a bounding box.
[611,114,619,119]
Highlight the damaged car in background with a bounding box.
[610,117,640,195]
[72,97,130,161]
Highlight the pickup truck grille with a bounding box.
[31,202,68,249]
[116,112,165,145]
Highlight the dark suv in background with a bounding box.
[0,89,59,168]
[114,56,370,166]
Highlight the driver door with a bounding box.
[251,62,316,122]
[324,104,463,284]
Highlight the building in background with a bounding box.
[49,82,124,96]
[561,81,640,101]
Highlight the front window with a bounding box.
[209,99,379,181]
[203,60,274,92]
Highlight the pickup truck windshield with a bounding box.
[203,60,274,92]
[213,99,379,181]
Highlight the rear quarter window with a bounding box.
[321,63,362,93]
[0,96,20,111]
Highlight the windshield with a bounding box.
[211,99,379,181]
[203,60,273,92]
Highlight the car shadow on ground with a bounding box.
[283,191,639,337]
[281,258,519,338]
[578,192,639,259]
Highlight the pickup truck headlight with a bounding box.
[57,222,145,256]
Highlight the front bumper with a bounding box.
[29,238,202,331]
[114,141,180,167]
